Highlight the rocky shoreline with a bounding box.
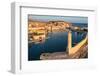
[40,42,88,60]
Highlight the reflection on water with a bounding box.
[28,31,87,60]
[28,23,87,61]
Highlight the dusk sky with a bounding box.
[28,15,88,23]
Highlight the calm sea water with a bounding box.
[28,23,87,61]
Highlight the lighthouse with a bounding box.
[67,30,72,54]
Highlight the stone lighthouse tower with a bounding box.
[67,30,72,54]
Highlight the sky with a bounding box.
[28,15,88,23]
